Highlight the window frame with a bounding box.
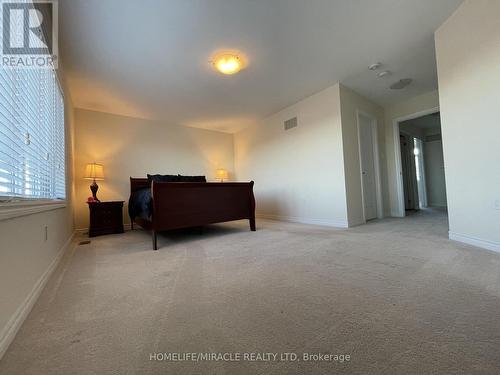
[0,71,67,221]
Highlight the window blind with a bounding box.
[0,9,65,200]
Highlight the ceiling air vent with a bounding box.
[390,78,412,90]
[284,117,298,131]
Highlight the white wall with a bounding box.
[0,66,76,358]
[384,90,440,216]
[339,85,388,225]
[424,139,447,207]
[234,84,349,227]
[74,109,235,229]
[435,0,500,251]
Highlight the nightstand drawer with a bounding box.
[87,201,124,237]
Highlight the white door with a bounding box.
[358,114,378,220]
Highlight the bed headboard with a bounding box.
[130,177,150,194]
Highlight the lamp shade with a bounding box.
[84,163,104,180]
[216,168,228,181]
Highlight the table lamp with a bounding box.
[84,163,104,202]
[216,168,228,182]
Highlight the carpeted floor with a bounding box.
[1,209,500,374]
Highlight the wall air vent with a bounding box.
[284,117,298,131]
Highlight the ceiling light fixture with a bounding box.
[390,78,413,90]
[368,62,381,70]
[212,52,244,75]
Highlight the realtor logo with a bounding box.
[1,0,58,68]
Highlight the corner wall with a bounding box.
[435,0,500,251]
[234,84,349,227]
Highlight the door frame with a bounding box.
[392,106,439,217]
[356,110,383,222]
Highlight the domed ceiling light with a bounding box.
[211,52,246,75]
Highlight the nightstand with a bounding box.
[87,201,124,237]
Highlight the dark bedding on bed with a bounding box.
[128,188,153,221]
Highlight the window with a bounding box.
[0,67,65,201]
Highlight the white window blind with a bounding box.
[0,59,65,200]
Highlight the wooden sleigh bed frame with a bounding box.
[130,178,256,250]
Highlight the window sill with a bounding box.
[0,200,67,221]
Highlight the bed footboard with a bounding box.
[130,178,256,250]
[152,181,255,228]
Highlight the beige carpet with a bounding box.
[1,210,500,374]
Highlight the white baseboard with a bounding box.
[256,213,348,228]
[449,231,500,254]
[0,232,76,360]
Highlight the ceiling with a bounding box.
[60,0,463,133]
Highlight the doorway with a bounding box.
[393,108,448,217]
[400,133,419,210]
[357,110,383,222]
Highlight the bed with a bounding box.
[129,176,256,250]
